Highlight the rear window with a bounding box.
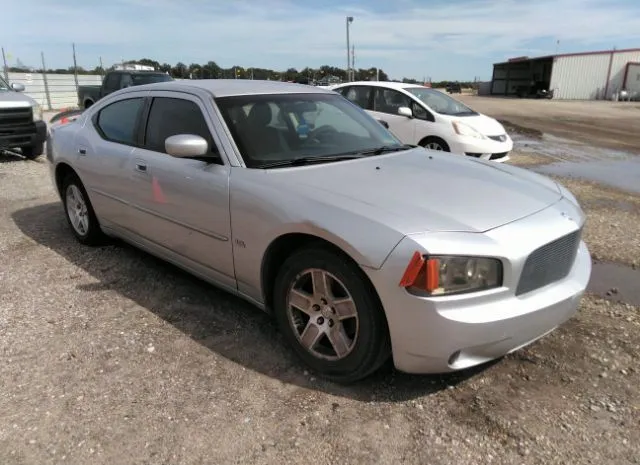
[131,74,173,85]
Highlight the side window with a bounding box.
[373,88,411,115]
[95,98,144,145]
[120,74,133,88]
[103,73,120,91]
[344,86,372,109]
[144,97,221,161]
[411,101,429,120]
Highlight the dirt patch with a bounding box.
[1,157,639,465]
[498,119,543,138]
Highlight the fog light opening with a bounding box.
[448,350,461,367]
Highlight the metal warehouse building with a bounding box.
[490,47,640,99]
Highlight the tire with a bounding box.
[273,246,391,383]
[22,143,44,160]
[61,173,105,246]
[419,137,450,152]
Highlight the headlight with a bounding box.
[452,121,485,139]
[399,253,502,296]
[32,103,43,122]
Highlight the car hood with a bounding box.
[0,90,36,108]
[455,113,506,136]
[277,148,562,234]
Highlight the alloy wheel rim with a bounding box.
[66,185,89,236]
[426,142,444,150]
[286,268,359,361]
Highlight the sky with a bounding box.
[3,0,640,81]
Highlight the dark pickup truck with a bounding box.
[77,70,173,109]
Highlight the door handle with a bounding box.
[135,162,147,172]
[78,147,87,155]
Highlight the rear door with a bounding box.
[126,92,235,288]
[74,93,146,227]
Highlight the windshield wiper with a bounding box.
[256,154,366,169]
[347,144,415,156]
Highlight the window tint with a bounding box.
[343,86,372,109]
[103,73,120,91]
[120,74,133,88]
[373,88,411,114]
[144,97,220,158]
[96,98,144,145]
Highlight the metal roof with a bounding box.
[493,47,640,67]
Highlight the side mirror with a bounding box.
[165,134,208,158]
[11,82,25,92]
[377,119,389,129]
[397,106,413,118]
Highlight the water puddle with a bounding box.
[510,133,640,193]
[588,261,640,307]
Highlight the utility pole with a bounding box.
[346,16,354,82]
[72,43,79,94]
[99,56,104,77]
[351,45,355,80]
[1,47,8,81]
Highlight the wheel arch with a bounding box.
[260,232,386,316]
[418,135,450,151]
[54,162,79,197]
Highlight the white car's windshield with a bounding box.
[406,87,478,117]
[216,93,407,168]
[0,75,10,91]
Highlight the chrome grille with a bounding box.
[516,229,582,296]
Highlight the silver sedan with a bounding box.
[47,80,591,383]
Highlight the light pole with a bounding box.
[346,16,354,82]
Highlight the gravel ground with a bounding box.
[1,146,639,464]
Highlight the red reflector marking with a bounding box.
[399,251,425,287]
[425,259,440,291]
[152,176,167,203]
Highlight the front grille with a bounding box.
[0,107,33,126]
[515,229,582,296]
[488,134,507,142]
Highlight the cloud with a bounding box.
[3,0,640,79]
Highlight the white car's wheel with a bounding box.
[273,246,391,383]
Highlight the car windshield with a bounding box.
[0,75,9,91]
[131,74,172,85]
[215,92,406,168]
[406,87,477,116]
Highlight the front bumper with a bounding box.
[367,197,591,374]
[448,135,513,163]
[0,120,47,150]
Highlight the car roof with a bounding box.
[126,79,333,98]
[333,81,427,91]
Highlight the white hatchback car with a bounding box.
[331,81,513,162]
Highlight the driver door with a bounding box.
[126,93,235,289]
[368,88,416,144]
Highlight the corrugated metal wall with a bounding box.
[6,72,103,110]
[550,50,640,100]
[609,50,640,96]
[550,54,610,99]
[625,63,640,94]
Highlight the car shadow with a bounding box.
[12,202,496,402]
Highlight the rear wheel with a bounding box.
[420,137,450,152]
[273,247,391,383]
[61,173,105,245]
[22,143,44,160]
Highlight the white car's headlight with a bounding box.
[400,253,503,296]
[452,121,485,139]
[32,103,43,122]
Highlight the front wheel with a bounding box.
[22,143,44,160]
[61,173,105,245]
[420,137,450,152]
[273,247,391,383]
